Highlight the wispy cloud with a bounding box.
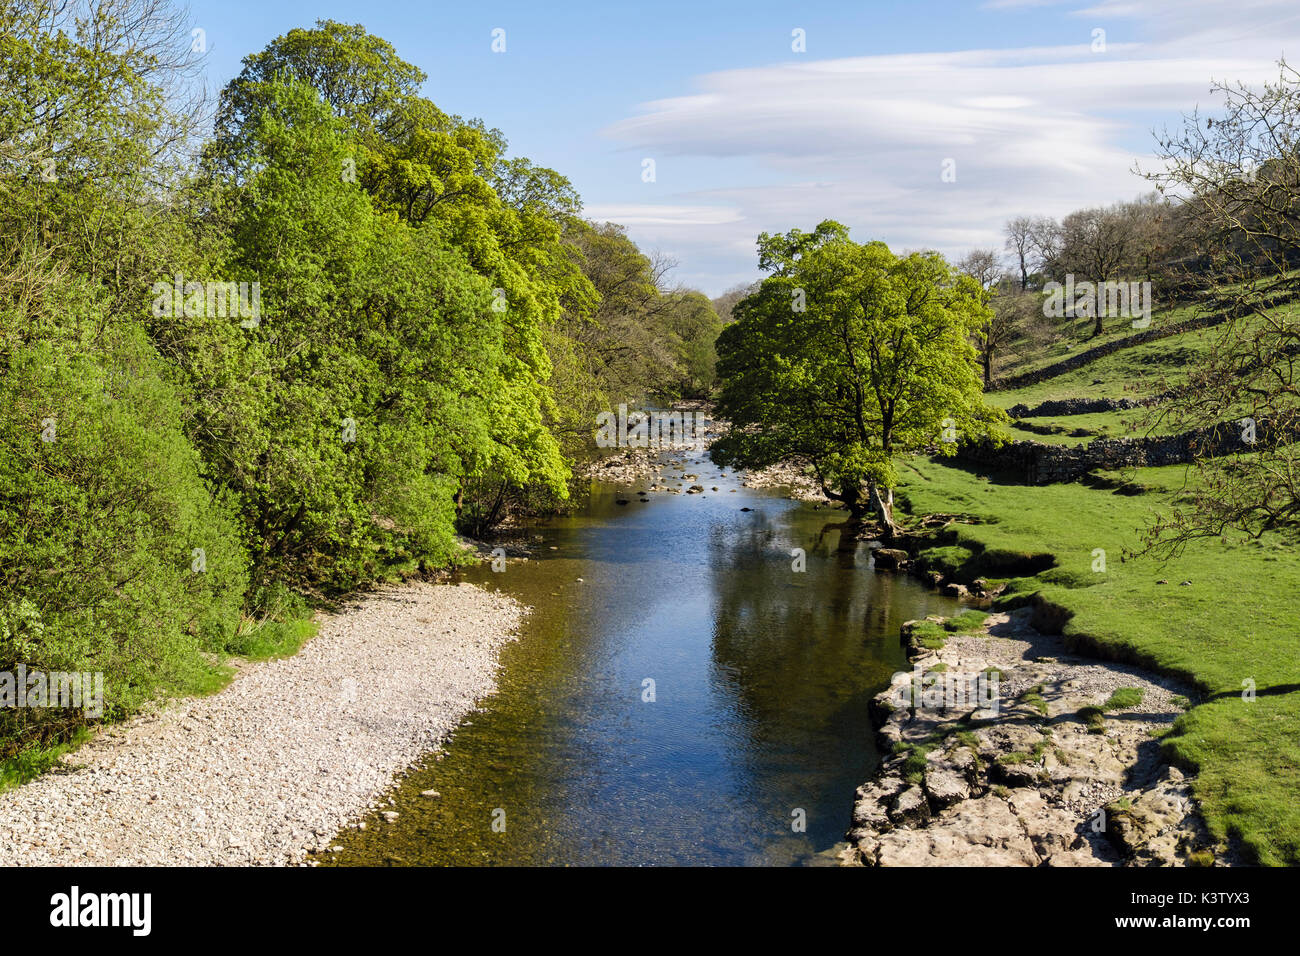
[601,0,1298,294]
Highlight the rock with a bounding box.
[851,777,904,831]
[941,582,970,599]
[889,786,932,827]
[381,811,400,823]
[420,790,440,798]
[923,767,969,810]
[872,548,910,570]
[874,795,1039,866]
[686,485,704,494]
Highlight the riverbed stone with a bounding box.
[843,606,1226,868]
[923,767,969,810]
[890,786,931,827]
[872,548,910,570]
[874,795,1039,866]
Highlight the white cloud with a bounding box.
[582,204,744,227]
[599,2,1299,295]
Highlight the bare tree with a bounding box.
[1028,215,1062,282]
[1004,216,1035,290]
[1136,60,1300,553]
[958,248,1013,386]
[1056,204,1135,337]
[711,280,760,325]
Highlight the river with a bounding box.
[321,445,954,866]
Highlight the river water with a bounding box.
[322,446,953,866]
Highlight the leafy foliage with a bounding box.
[713,221,1005,531]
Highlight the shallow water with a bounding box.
[322,448,954,866]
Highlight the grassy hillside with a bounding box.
[901,303,1300,865]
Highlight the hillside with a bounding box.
[895,303,1300,865]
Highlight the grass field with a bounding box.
[900,448,1300,865]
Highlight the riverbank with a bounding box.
[0,581,523,865]
[840,607,1230,866]
[878,456,1300,863]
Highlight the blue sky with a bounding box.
[188,0,1300,295]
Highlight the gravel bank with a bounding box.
[0,581,524,866]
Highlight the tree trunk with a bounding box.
[840,485,866,520]
[868,483,900,541]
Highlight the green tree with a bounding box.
[202,79,521,590]
[712,221,1005,536]
[209,21,588,521]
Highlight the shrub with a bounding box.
[0,316,247,753]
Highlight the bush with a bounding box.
[0,313,247,753]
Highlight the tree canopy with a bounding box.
[712,221,1005,535]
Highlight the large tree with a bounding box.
[208,20,589,522]
[712,221,1005,537]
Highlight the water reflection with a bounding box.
[321,450,953,866]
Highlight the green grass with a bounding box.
[1022,687,1050,716]
[895,742,937,785]
[910,620,949,650]
[992,300,1296,404]
[944,609,990,632]
[997,302,1209,378]
[224,612,318,660]
[898,456,1300,864]
[917,545,975,576]
[1077,705,1108,733]
[990,319,1236,408]
[0,727,93,792]
[1104,687,1146,710]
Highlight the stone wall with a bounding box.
[955,420,1277,485]
[991,313,1229,392]
[1006,396,1146,418]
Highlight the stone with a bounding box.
[889,786,931,827]
[923,767,969,810]
[872,548,910,570]
[874,795,1039,866]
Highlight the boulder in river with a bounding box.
[872,548,910,570]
